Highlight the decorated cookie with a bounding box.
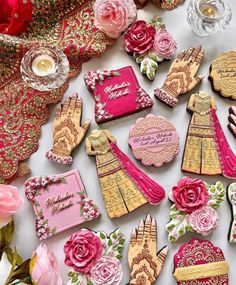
[135,0,184,10]
[124,17,177,80]
[166,177,224,243]
[209,51,236,100]
[84,66,153,124]
[64,228,125,285]
[128,215,167,285]
[228,106,236,138]
[154,46,204,107]
[227,182,236,243]
[86,129,165,219]
[173,239,229,285]
[46,94,90,165]
[129,114,179,167]
[25,170,100,240]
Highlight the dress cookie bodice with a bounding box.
[88,131,110,153]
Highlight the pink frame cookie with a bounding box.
[25,170,100,240]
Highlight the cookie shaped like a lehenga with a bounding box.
[25,170,100,240]
[86,129,165,219]
[173,239,229,285]
[182,91,236,179]
[209,51,236,100]
[129,114,179,167]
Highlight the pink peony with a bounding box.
[187,206,219,236]
[30,244,62,285]
[172,177,208,214]
[0,184,23,228]
[94,0,137,38]
[153,30,177,59]
[90,256,123,285]
[124,20,156,54]
[64,229,103,274]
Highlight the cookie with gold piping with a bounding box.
[173,239,229,285]
[209,51,236,100]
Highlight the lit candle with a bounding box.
[32,54,56,76]
[200,3,218,18]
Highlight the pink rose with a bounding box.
[172,177,208,214]
[124,20,156,54]
[94,0,137,39]
[153,30,177,59]
[64,229,103,274]
[90,256,123,285]
[187,206,219,236]
[0,184,23,228]
[30,244,62,285]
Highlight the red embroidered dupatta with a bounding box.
[0,0,114,183]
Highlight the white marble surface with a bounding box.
[1,1,236,284]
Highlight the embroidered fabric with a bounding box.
[0,0,114,182]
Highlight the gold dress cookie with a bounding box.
[209,51,236,100]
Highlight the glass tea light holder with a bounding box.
[187,0,232,37]
[20,47,70,91]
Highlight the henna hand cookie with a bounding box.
[46,94,90,165]
[209,51,236,100]
[128,215,168,285]
[173,239,229,285]
[129,114,179,167]
[154,46,204,107]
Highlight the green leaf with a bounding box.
[72,275,78,283]
[116,254,122,260]
[166,216,191,243]
[8,259,31,284]
[68,271,74,277]
[207,181,224,209]
[169,204,182,219]
[99,231,106,240]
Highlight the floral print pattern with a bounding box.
[135,88,154,109]
[77,191,100,221]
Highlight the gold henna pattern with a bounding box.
[128,215,168,285]
[154,46,204,107]
[46,94,90,164]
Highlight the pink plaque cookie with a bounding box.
[129,114,179,167]
[173,239,229,285]
[84,66,153,124]
[25,170,100,240]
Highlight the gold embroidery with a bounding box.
[182,92,222,175]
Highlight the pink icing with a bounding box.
[84,66,153,124]
[25,170,100,240]
[129,129,178,150]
